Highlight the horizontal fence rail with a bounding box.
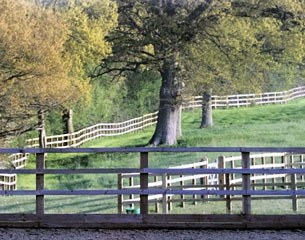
[183,86,305,109]
[2,86,305,189]
[1,147,305,229]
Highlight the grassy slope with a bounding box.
[89,99,305,148]
[5,99,305,214]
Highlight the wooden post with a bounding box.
[225,173,232,214]
[140,152,149,215]
[291,173,298,212]
[154,175,159,213]
[117,174,123,214]
[200,158,208,200]
[271,156,276,190]
[180,174,185,208]
[262,157,266,190]
[218,156,225,198]
[167,175,172,211]
[242,152,251,215]
[129,176,134,209]
[301,155,304,182]
[192,167,197,205]
[251,157,255,190]
[36,152,45,216]
[162,173,168,214]
[281,156,286,189]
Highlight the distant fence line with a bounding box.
[184,85,305,109]
[1,86,305,190]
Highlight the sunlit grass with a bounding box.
[9,99,305,214]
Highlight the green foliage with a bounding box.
[58,0,118,79]
[122,70,161,119]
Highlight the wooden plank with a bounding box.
[2,147,305,154]
[0,213,302,229]
[1,167,305,175]
[140,152,148,215]
[36,153,45,216]
[117,174,123,214]
[291,173,298,212]
[3,188,305,196]
[225,174,232,214]
[218,156,225,198]
[242,152,251,215]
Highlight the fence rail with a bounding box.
[183,86,305,109]
[1,147,305,228]
[2,86,305,190]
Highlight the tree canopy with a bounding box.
[96,0,305,145]
[0,0,117,139]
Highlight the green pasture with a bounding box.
[2,99,305,215]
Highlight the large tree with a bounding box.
[0,0,117,140]
[95,0,305,145]
[0,0,81,138]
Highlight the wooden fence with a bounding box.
[119,152,305,214]
[183,86,305,109]
[2,86,305,190]
[1,147,305,229]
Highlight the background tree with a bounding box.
[96,0,305,145]
[0,0,88,139]
[42,0,118,134]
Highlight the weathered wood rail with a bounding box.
[1,147,305,229]
[2,85,305,191]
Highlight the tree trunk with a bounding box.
[149,56,182,146]
[62,109,74,134]
[38,110,46,148]
[200,91,213,128]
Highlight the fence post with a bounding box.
[162,173,168,214]
[180,174,185,208]
[117,174,123,214]
[36,152,45,216]
[167,175,172,211]
[129,176,134,209]
[140,152,149,215]
[291,173,298,212]
[242,152,251,215]
[225,173,232,214]
[218,156,225,198]
[192,166,197,205]
[154,175,159,213]
[200,157,208,200]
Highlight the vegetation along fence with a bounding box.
[1,86,305,190]
[1,147,305,229]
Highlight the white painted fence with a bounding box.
[183,86,305,109]
[2,86,305,189]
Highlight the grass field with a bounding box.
[2,99,305,215]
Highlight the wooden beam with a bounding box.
[242,152,251,215]
[36,153,45,216]
[140,152,148,215]
[2,146,305,154]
